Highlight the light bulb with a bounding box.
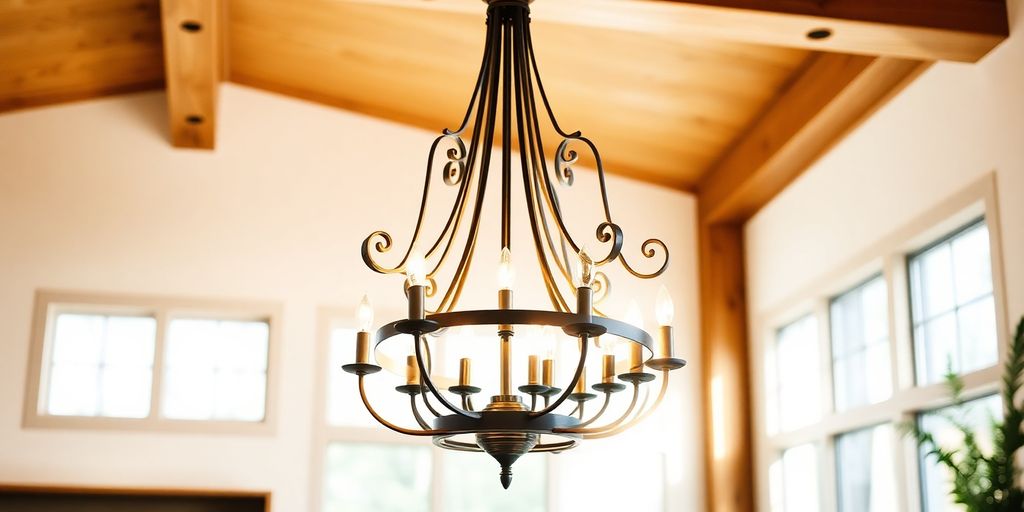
[497,247,516,290]
[625,299,644,330]
[357,294,374,332]
[656,284,675,326]
[541,326,556,359]
[574,245,595,288]
[405,248,427,287]
[600,337,617,356]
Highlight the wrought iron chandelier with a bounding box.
[344,0,687,489]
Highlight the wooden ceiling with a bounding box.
[0,0,1009,192]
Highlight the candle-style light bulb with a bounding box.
[405,249,427,287]
[656,285,675,326]
[497,247,516,291]
[357,294,374,332]
[541,327,555,387]
[573,246,595,288]
[625,299,645,372]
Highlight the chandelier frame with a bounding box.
[344,0,686,489]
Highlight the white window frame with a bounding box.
[22,290,282,435]
[751,174,1010,511]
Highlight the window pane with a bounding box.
[775,315,820,431]
[443,450,545,512]
[771,444,819,512]
[951,225,992,304]
[831,276,892,411]
[919,395,1001,512]
[162,318,269,421]
[836,424,898,512]
[328,327,413,428]
[957,296,998,374]
[46,313,156,418]
[910,221,997,385]
[323,443,431,512]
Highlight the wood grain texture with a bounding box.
[697,53,932,222]
[698,222,753,512]
[159,0,222,148]
[228,0,808,189]
[0,0,165,112]
[346,0,1009,63]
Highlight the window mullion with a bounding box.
[886,254,915,392]
[149,308,169,424]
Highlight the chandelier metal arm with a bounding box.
[529,333,589,417]
[578,370,671,440]
[573,391,612,428]
[357,375,442,437]
[557,382,641,434]
[411,395,432,430]
[414,334,482,419]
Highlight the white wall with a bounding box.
[0,85,703,510]
[746,1,1024,329]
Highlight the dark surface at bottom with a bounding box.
[0,492,266,512]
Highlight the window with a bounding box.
[835,424,897,512]
[753,178,1005,512]
[162,318,270,421]
[830,276,891,411]
[323,443,432,512]
[772,315,820,432]
[910,220,998,384]
[443,450,546,512]
[918,395,1001,512]
[25,291,279,432]
[770,444,819,512]
[45,313,156,418]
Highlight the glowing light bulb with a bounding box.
[357,294,374,332]
[656,284,675,326]
[625,299,644,330]
[405,248,427,287]
[600,337,617,356]
[574,246,595,288]
[542,326,557,359]
[497,247,516,290]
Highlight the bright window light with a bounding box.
[774,315,821,432]
[162,318,269,421]
[830,276,892,411]
[45,313,156,418]
[442,449,545,512]
[835,424,898,511]
[323,443,431,512]
[909,220,997,384]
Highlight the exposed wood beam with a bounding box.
[698,222,753,512]
[345,0,1008,62]
[695,50,932,512]
[698,53,931,224]
[159,0,223,149]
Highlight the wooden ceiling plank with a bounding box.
[697,52,931,223]
[159,0,222,149]
[344,0,1008,63]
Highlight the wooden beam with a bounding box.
[344,0,1008,62]
[698,53,931,223]
[159,0,222,149]
[698,222,753,512]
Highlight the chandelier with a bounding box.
[343,0,687,489]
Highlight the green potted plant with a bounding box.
[908,317,1023,511]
